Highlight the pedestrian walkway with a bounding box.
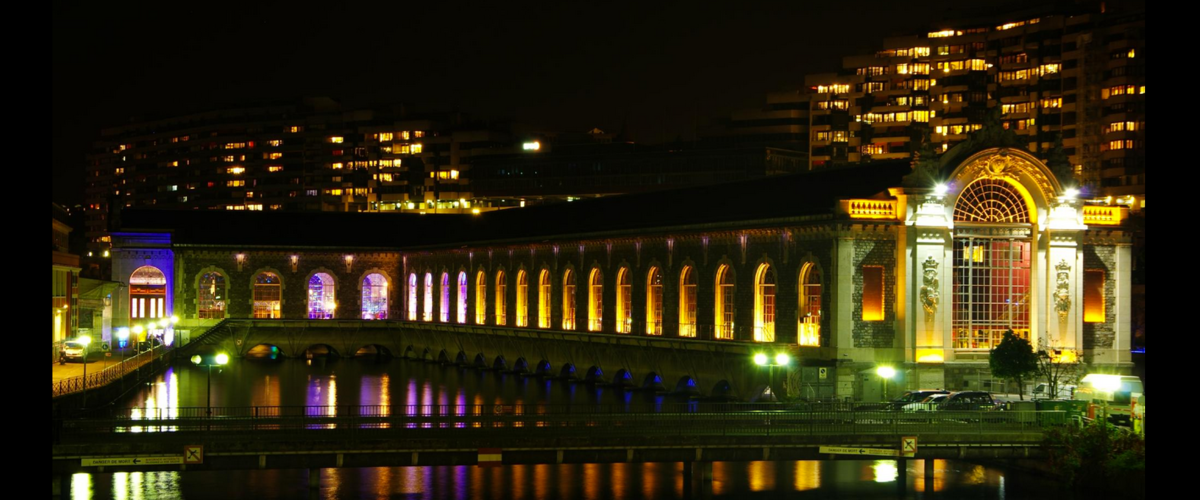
[51,358,120,382]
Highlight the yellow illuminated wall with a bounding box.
[862,266,885,321]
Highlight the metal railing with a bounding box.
[51,346,165,398]
[57,404,1067,443]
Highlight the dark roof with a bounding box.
[120,160,910,249]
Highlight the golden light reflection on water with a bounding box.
[794,460,821,491]
[643,461,659,498]
[533,463,550,499]
[712,461,728,495]
[872,460,899,483]
[749,460,775,491]
[70,472,91,500]
[965,463,988,485]
[583,463,601,500]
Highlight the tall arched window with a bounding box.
[562,269,576,330]
[363,273,389,320]
[646,267,662,335]
[253,272,282,319]
[952,177,1033,350]
[715,265,734,340]
[615,267,632,333]
[495,270,507,326]
[422,273,433,321]
[679,266,697,337]
[457,272,468,324]
[515,270,528,327]
[440,272,450,322]
[475,271,487,325]
[799,263,822,346]
[307,273,335,319]
[198,272,226,319]
[130,266,167,320]
[754,264,775,342]
[538,269,552,328]
[588,268,604,332]
[407,273,418,320]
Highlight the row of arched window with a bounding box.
[401,264,823,344]
[186,263,823,345]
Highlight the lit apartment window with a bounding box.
[615,267,631,333]
[799,264,822,347]
[378,132,393,142]
[411,143,423,154]
[495,270,507,326]
[268,140,283,147]
[330,136,344,144]
[457,272,468,324]
[253,272,282,319]
[753,264,775,342]
[514,270,528,327]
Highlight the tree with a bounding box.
[1037,350,1085,400]
[990,329,1039,400]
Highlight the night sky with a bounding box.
[53,0,1026,206]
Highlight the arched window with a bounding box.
[715,265,734,340]
[475,271,487,325]
[130,266,167,320]
[495,270,507,326]
[588,268,604,332]
[422,273,433,321]
[363,273,389,320]
[457,272,468,324]
[646,267,662,335]
[562,269,576,330]
[538,269,552,328]
[307,273,335,319]
[754,264,775,342]
[440,272,450,322]
[799,263,822,346]
[198,272,226,319]
[616,267,632,333]
[407,273,418,320]
[952,178,1033,350]
[515,270,528,327]
[679,266,697,337]
[253,272,281,319]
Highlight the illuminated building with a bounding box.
[111,130,1134,397]
[52,204,80,358]
[708,2,1145,199]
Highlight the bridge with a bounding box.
[179,318,836,400]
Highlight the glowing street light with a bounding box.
[192,352,230,422]
[877,365,896,401]
[753,352,793,402]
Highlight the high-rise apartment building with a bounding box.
[708,2,1144,200]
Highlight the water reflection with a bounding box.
[74,459,1070,500]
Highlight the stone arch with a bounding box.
[302,344,340,359]
[493,355,508,371]
[535,359,553,377]
[245,343,284,359]
[513,357,529,374]
[585,365,605,384]
[455,350,469,366]
[613,368,634,388]
[642,372,665,391]
[437,349,450,364]
[673,375,700,396]
[474,353,489,369]
[559,363,577,380]
[351,344,392,358]
[710,380,736,400]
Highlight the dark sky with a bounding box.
[53,0,1027,206]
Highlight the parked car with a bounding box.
[902,394,948,412]
[936,391,1000,411]
[60,341,87,363]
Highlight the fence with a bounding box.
[52,346,165,398]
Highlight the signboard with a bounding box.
[478,448,503,468]
[82,456,183,467]
[819,367,828,380]
[184,445,204,464]
[819,446,901,457]
[901,436,917,456]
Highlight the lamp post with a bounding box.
[877,366,896,402]
[754,352,792,402]
[192,352,229,428]
[78,335,92,408]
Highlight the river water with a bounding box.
[67,357,1072,499]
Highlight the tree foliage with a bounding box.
[990,329,1039,400]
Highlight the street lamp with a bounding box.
[754,352,792,401]
[876,365,896,402]
[191,352,230,424]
